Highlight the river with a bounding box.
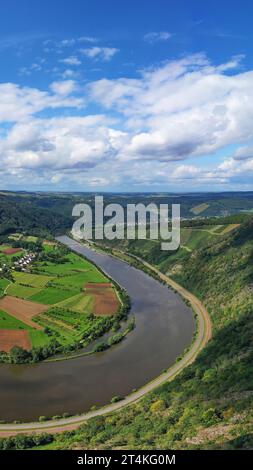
[0,236,195,422]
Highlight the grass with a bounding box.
[29,286,79,305]
[25,236,38,243]
[56,293,94,313]
[12,271,53,288]
[53,270,107,288]
[0,246,24,262]
[29,330,51,347]
[0,278,10,290]
[37,252,94,275]
[0,245,11,252]
[6,283,41,299]
[0,309,32,330]
[8,233,23,241]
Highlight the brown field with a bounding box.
[85,283,120,316]
[0,296,48,329]
[3,248,22,255]
[0,329,31,352]
[43,240,57,246]
[221,223,240,234]
[85,282,113,288]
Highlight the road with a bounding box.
[0,252,212,437]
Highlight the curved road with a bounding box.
[0,249,212,437]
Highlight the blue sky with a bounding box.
[1,0,253,191]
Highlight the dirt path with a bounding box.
[0,251,212,437]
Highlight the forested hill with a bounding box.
[0,195,71,238]
[46,217,253,450]
[174,217,253,332]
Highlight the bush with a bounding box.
[150,399,166,413]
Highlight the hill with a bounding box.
[0,195,71,238]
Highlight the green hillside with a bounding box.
[40,218,253,450]
[0,195,71,238]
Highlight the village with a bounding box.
[12,252,37,272]
[0,250,37,275]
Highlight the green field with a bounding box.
[29,286,79,305]
[56,293,94,313]
[13,271,53,288]
[0,310,32,330]
[6,283,41,299]
[0,240,119,359]
[0,245,10,252]
[29,330,51,347]
[53,270,106,288]
[8,233,23,241]
[0,278,10,290]
[0,245,24,262]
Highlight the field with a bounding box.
[2,248,22,255]
[6,284,41,299]
[29,286,78,305]
[0,330,31,352]
[85,283,120,316]
[0,245,24,265]
[0,278,9,294]
[190,203,210,215]
[51,292,93,312]
[0,240,121,356]
[0,296,46,329]
[0,309,32,330]
[12,271,53,288]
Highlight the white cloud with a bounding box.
[2,54,253,189]
[59,56,81,66]
[50,80,77,95]
[143,31,172,43]
[78,36,98,43]
[60,39,76,47]
[60,69,79,79]
[80,47,119,61]
[0,116,125,174]
[0,82,84,122]
[89,54,253,166]
[232,144,253,160]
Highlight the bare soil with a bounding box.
[0,296,48,329]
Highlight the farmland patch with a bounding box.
[6,283,42,299]
[0,296,47,329]
[85,283,120,316]
[29,287,78,305]
[13,271,52,288]
[0,329,31,352]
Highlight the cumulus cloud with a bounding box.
[89,54,253,165]
[49,80,77,95]
[0,116,126,173]
[0,82,83,122]
[1,53,253,189]
[232,145,253,160]
[80,46,119,61]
